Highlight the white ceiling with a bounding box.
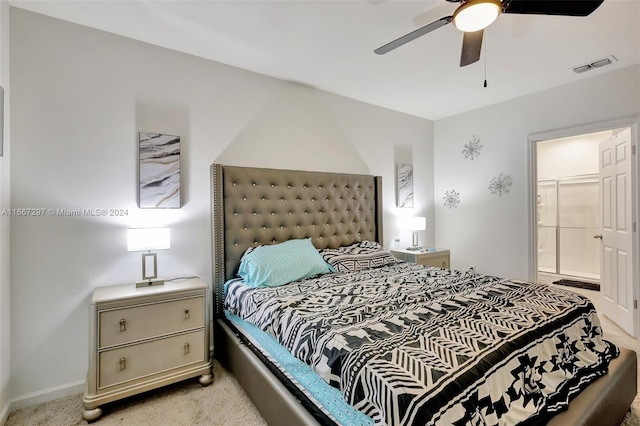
[10,0,640,120]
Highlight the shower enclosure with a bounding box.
[537,174,600,281]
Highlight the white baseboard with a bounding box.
[8,380,85,413]
[1,401,9,426]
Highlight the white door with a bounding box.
[598,128,635,336]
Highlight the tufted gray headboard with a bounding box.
[210,164,383,318]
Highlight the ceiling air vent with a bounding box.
[573,64,592,74]
[571,55,617,74]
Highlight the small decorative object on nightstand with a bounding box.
[391,248,451,269]
[82,277,213,421]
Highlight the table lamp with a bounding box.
[127,227,170,287]
[402,217,426,251]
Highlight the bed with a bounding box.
[210,163,636,425]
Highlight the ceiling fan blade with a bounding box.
[503,0,604,17]
[460,29,483,67]
[374,16,452,55]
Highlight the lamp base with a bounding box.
[136,278,165,288]
[406,246,423,251]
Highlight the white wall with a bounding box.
[0,0,10,423]
[9,8,434,405]
[434,64,640,279]
[537,130,612,179]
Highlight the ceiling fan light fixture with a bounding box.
[453,0,502,32]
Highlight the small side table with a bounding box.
[82,277,213,421]
[391,248,450,269]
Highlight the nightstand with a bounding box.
[391,248,451,269]
[82,277,213,421]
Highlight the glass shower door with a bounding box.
[557,178,600,280]
[537,181,557,273]
[537,176,600,281]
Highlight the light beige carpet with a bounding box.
[5,286,640,426]
[5,359,267,426]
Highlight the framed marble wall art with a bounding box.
[138,132,181,208]
[396,163,414,208]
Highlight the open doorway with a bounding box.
[536,130,612,287]
[529,119,639,338]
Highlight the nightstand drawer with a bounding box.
[99,296,204,348]
[390,249,450,270]
[99,329,205,389]
[419,255,450,269]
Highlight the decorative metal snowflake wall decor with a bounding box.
[488,173,513,196]
[462,135,483,160]
[443,190,460,208]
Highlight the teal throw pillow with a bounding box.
[238,238,332,287]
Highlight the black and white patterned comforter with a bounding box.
[225,262,618,425]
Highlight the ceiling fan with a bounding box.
[374,0,605,67]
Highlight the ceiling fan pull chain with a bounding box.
[483,31,488,88]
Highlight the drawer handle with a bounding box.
[119,318,127,332]
[184,308,190,320]
[184,342,190,354]
[119,357,127,370]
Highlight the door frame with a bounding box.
[527,116,639,326]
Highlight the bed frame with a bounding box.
[210,163,636,426]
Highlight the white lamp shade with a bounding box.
[402,216,426,231]
[127,228,171,251]
[453,0,501,32]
